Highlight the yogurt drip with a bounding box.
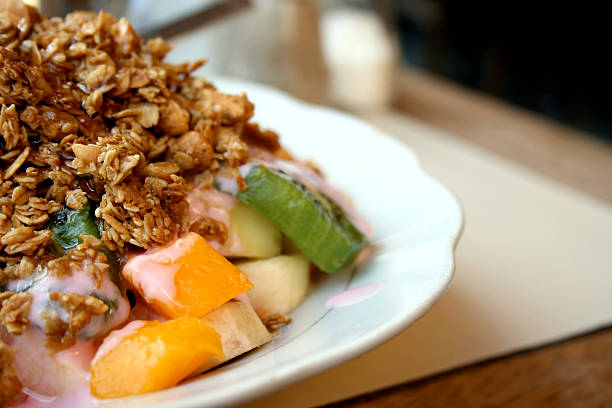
[7,262,130,340]
[186,187,243,254]
[326,283,384,308]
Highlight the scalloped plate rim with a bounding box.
[96,77,463,408]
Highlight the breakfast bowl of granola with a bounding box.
[0,2,462,407]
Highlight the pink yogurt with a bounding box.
[186,187,243,254]
[15,386,95,408]
[326,283,384,308]
[8,329,96,407]
[122,237,190,308]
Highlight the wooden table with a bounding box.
[321,68,612,407]
[393,68,612,206]
[327,326,612,407]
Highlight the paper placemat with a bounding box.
[240,112,612,407]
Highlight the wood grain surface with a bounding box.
[394,68,612,205]
[325,327,612,408]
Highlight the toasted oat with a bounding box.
[197,89,254,125]
[2,229,51,255]
[0,339,22,408]
[261,313,292,334]
[64,189,87,210]
[0,47,51,106]
[157,99,190,136]
[13,197,53,227]
[2,145,28,179]
[71,143,101,164]
[166,130,214,172]
[189,215,228,243]
[0,291,32,335]
[0,104,27,151]
[0,255,38,284]
[242,122,281,151]
[0,226,33,245]
[215,126,249,167]
[138,161,179,179]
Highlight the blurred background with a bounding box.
[394,1,610,141]
[29,0,611,142]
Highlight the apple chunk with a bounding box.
[236,254,310,316]
[224,202,282,259]
[195,300,272,373]
[187,189,281,259]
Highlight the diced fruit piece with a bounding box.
[187,188,281,259]
[90,317,223,398]
[237,165,367,273]
[49,203,120,279]
[224,201,282,259]
[195,300,272,373]
[122,232,253,318]
[49,203,99,254]
[236,254,310,315]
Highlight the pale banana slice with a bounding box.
[195,300,272,373]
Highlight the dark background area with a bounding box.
[393,1,610,141]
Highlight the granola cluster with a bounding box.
[0,290,31,335]
[0,340,21,407]
[42,291,108,349]
[261,312,292,335]
[0,1,257,274]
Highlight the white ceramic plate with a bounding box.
[101,78,463,407]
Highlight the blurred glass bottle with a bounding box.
[170,0,397,111]
[217,0,329,104]
[320,0,398,111]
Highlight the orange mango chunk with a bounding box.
[122,232,253,318]
[90,317,223,398]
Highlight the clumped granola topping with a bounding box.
[42,291,108,349]
[0,1,301,364]
[0,0,263,268]
[189,215,228,244]
[0,339,22,407]
[261,312,292,335]
[0,255,39,285]
[0,290,32,334]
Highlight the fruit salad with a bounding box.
[0,1,371,406]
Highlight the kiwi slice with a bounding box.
[236,165,367,273]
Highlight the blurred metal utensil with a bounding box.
[136,0,251,39]
[40,0,125,17]
[40,0,251,39]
